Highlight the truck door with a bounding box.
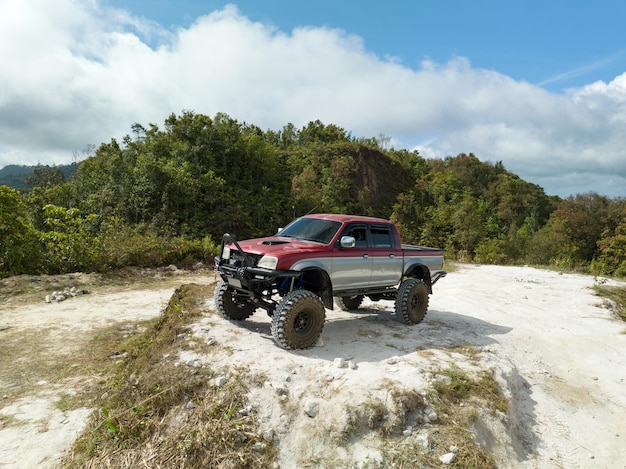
[368,224,403,287]
[331,223,373,290]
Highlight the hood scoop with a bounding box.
[262,239,290,246]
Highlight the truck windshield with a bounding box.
[278,217,341,245]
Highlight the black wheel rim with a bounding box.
[409,292,420,311]
[293,310,311,334]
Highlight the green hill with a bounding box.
[0,163,78,189]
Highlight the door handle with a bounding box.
[389,254,395,258]
[363,254,369,258]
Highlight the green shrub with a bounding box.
[97,218,218,270]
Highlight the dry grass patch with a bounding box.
[594,284,626,322]
[0,322,123,406]
[0,267,207,306]
[62,283,275,468]
[335,362,502,468]
[382,361,506,468]
[422,363,506,468]
[432,364,508,414]
[0,328,56,402]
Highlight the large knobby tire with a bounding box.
[395,278,429,325]
[214,280,256,320]
[271,290,326,350]
[335,295,364,311]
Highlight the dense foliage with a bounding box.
[1,111,625,279]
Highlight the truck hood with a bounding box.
[236,237,328,257]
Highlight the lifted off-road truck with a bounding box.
[214,214,446,349]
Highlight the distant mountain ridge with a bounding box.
[0,163,78,189]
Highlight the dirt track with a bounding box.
[1,265,625,468]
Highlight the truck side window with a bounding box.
[344,225,368,248]
[369,225,393,248]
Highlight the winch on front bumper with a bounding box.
[215,233,302,295]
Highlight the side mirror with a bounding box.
[340,236,356,248]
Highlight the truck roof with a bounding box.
[302,213,392,224]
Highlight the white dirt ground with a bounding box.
[1,265,626,468]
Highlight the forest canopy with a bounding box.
[1,111,625,279]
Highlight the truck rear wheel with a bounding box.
[395,278,429,325]
[214,280,256,320]
[335,295,364,311]
[271,290,325,349]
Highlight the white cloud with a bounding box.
[1,0,625,197]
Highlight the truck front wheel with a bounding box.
[271,290,326,349]
[395,278,429,325]
[214,280,256,320]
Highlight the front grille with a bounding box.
[228,251,262,268]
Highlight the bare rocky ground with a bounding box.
[1,264,625,468]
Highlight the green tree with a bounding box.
[593,203,626,276]
[0,186,42,277]
[39,204,100,273]
[449,192,488,260]
[298,120,350,145]
[595,228,626,276]
[539,193,619,265]
[291,165,321,215]
[26,165,65,189]
[525,216,579,267]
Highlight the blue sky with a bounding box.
[1,0,626,197]
[109,0,626,91]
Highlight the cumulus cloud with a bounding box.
[1,0,625,197]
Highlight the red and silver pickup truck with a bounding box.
[214,214,446,349]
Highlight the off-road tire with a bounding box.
[395,278,429,325]
[214,280,256,320]
[335,295,364,311]
[271,290,326,349]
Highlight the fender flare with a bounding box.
[403,264,433,293]
[289,260,334,309]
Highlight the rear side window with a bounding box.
[369,225,394,248]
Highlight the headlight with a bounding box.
[257,255,278,270]
[222,246,231,260]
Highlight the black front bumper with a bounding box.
[216,258,301,293]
